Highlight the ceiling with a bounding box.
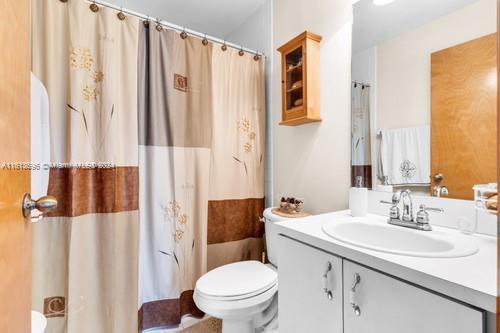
[104,0,266,38]
[353,0,480,53]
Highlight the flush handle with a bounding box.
[322,261,333,300]
[350,273,361,316]
[22,193,58,218]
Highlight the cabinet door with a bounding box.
[343,260,484,333]
[278,236,343,333]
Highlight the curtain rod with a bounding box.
[80,0,265,58]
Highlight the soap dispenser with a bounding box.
[349,176,368,217]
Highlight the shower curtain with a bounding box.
[351,83,372,188]
[137,23,266,331]
[137,24,212,330]
[31,1,139,332]
[32,1,265,332]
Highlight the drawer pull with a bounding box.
[350,273,361,316]
[322,261,333,300]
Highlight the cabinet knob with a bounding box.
[322,261,333,300]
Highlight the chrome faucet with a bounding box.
[380,190,443,231]
[399,190,413,222]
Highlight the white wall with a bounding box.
[225,1,272,56]
[273,0,353,214]
[377,0,497,130]
[225,1,274,207]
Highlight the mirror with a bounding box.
[351,0,497,202]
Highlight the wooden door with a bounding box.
[0,0,31,332]
[431,33,497,200]
[278,236,343,333]
[343,261,484,333]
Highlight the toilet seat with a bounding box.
[195,261,277,301]
[194,279,278,321]
[194,261,279,324]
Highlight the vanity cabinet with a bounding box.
[278,236,485,333]
[278,236,343,333]
[343,261,484,333]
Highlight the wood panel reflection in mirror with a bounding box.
[431,33,497,200]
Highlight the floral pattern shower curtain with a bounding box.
[207,46,266,269]
[32,1,140,332]
[137,24,266,331]
[32,1,265,332]
[351,83,372,188]
[137,24,211,330]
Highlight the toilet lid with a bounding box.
[196,261,277,299]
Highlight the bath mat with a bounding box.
[178,317,222,333]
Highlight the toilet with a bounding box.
[31,311,47,333]
[194,208,285,333]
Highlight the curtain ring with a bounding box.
[117,7,126,20]
[59,0,68,3]
[221,41,227,51]
[89,0,99,12]
[238,46,245,56]
[155,18,163,31]
[253,52,261,61]
[180,28,188,40]
[202,34,209,46]
[143,15,150,27]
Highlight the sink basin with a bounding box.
[322,216,478,258]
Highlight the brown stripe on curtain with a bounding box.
[207,198,265,244]
[47,167,139,217]
[138,291,204,331]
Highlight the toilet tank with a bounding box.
[263,208,286,267]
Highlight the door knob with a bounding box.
[22,193,58,218]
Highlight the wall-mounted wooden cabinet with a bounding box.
[278,31,322,126]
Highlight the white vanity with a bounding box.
[275,196,496,333]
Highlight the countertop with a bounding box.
[274,210,497,313]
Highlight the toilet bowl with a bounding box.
[193,208,285,333]
[31,311,47,333]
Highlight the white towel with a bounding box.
[31,73,51,199]
[379,126,430,186]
